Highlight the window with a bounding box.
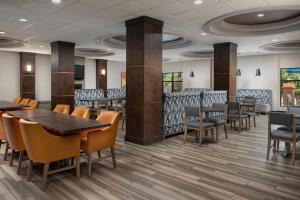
[162,72,183,93]
[280,68,300,106]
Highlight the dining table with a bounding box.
[7,109,111,135]
[0,100,25,111]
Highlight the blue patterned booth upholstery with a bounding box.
[74,89,105,107]
[106,88,126,98]
[183,88,211,93]
[162,90,227,136]
[237,89,272,112]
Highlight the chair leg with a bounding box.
[27,160,33,181]
[10,149,15,166]
[230,121,232,129]
[111,147,116,168]
[216,127,219,141]
[238,119,241,133]
[4,142,9,161]
[42,163,49,189]
[199,130,203,146]
[76,156,80,179]
[224,125,228,139]
[266,138,271,160]
[122,119,125,130]
[245,118,248,130]
[97,151,101,160]
[87,153,92,176]
[183,126,188,143]
[273,140,276,153]
[276,141,280,151]
[211,129,215,141]
[292,141,296,164]
[248,117,251,130]
[17,151,24,175]
[253,116,256,127]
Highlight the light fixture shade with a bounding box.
[190,71,194,78]
[26,64,32,72]
[101,69,106,75]
[236,69,241,76]
[256,68,261,76]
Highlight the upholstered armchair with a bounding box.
[53,104,70,114]
[0,111,9,161]
[71,107,90,119]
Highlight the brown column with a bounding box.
[96,59,107,91]
[20,52,35,99]
[51,41,75,110]
[213,42,237,101]
[125,16,163,145]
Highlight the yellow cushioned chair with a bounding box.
[19,119,81,189]
[13,98,22,104]
[0,111,9,161]
[19,99,31,106]
[53,104,70,114]
[81,111,120,176]
[1,113,26,175]
[71,107,90,119]
[22,100,39,110]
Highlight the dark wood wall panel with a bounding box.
[51,41,75,110]
[96,59,107,91]
[213,42,237,101]
[20,52,35,99]
[125,16,163,145]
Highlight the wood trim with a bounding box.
[20,52,35,99]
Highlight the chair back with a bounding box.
[288,106,300,115]
[0,111,6,140]
[245,96,255,99]
[185,107,200,117]
[19,99,31,106]
[1,113,25,151]
[269,112,294,127]
[28,100,39,109]
[13,98,22,104]
[227,102,240,114]
[212,103,228,120]
[71,107,90,119]
[53,104,70,114]
[96,111,121,140]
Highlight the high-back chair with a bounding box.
[19,119,81,189]
[183,107,216,146]
[227,102,248,133]
[80,111,120,176]
[13,98,22,104]
[71,107,90,119]
[53,104,70,114]
[267,112,299,163]
[242,97,256,129]
[206,103,228,140]
[19,99,31,106]
[0,111,9,161]
[23,100,39,110]
[1,113,26,174]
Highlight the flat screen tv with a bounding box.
[75,65,84,80]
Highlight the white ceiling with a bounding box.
[0,0,299,62]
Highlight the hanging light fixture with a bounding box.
[190,71,194,78]
[256,52,261,76]
[236,69,241,76]
[256,68,261,76]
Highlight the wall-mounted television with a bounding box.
[75,65,84,80]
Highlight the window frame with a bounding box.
[162,72,183,93]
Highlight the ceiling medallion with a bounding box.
[202,6,300,36]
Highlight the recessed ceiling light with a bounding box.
[201,32,207,36]
[0,31,6,34]
[39,45,45,48]
[193,0,203,5]
[272,39,278,42]
[18,18,28,22]
[257,13,264,17]
[51,0,62,4]
[240,50,245,53]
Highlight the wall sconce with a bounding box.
[100,69,106,76]
[236,69,241,76]
[26,64,32,73]
[190,71,194,78]
[256,68,261,76]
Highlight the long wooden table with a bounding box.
[0,101,24,111]
[7,109,110,135]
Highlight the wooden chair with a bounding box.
[1,113,26,175]
[71,107,90,119]
[0,111,9,161]
[13,98,22,104]
[241,97,256,129]
[121,101,126,130]
[53,104,70,114]
[205,103,228,140]
[22,100,39,110]
[227,102,248,133]
[19,99,31,106]
[267,112,300,164]
[80,111,120,176]
[183,107,216,146]
[19,119,81,189]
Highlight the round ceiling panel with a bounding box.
[75,48,114,57]
[181,50,214,59]
[260,40,300,52]
[0,37,27,48]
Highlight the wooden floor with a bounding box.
[0,115,300,200]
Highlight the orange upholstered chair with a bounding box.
[13,98,22,104]
[19,99,31,106]
[0,111,9,161]
[1,113,26,175]
[71,107,90,119]
[81,111,120,176]
[19,119,81,189]
[22,100,39,110]
[53,104,70,114]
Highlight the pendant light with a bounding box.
[236,69,241,76]
[256,52,261,76]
